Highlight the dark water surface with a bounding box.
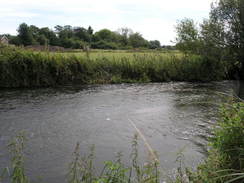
[0,81,240,182]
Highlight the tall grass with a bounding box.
[1,134,160,183]
[186,102,244,183]
[67,135,160,183]
[0,45,227,88]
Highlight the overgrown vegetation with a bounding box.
[0,45,228,88]
[1,134,160,183]
[2,24,164,50]
[175,0,244,80]
[186,102,244,183]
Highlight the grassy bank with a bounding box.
[186,101,244,183]
[0,45,227,88]
[1,102,244,183]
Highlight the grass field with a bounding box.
[0,45,227,88]
[51,49,182,60]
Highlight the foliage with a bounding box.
[213,103,244,170]
[128,33,149,48]
[6,24,161,50]
[18,23,35,46]
[7,133,29,183]
[149,40,161,49]
[175,0,244,79]
[175,18,200,54]
[0,45,228,88]
[1,134,159,183]
[186,102,244,183]
[91,40,119,50]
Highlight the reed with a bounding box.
[186,102,244,183]
[0,45,227,88]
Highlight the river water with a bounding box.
[0,81,242,182]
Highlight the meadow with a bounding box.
[0,45,227,88]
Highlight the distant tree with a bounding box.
[72,40,84,49]
[9,36,22,45]
[175,18,200,54]
[128,32,148,48]
[17,23,34,46]
[117,27,133,46]
[37,34,48,45]
[58,25,73,39]
[29,25,40,41]
[39,27,59,45]
[94,29,118,42]
[87,26,93,35]
[11,24,152,50]
[61,38,74,48]
[91,40,118,49]
[54,25,63,33]
[73,27,91,42]
[149,40,161,49]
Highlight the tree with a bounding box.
[39,27,59,45]
[17,23,34,46]
[117,27,133,46]
[209,0,244,78]
[175,18,200,53]
[57,25,73,39]
[94,29,118,42]
[87,26,93,35]
[175,0,244,79]
[149,40,161,49]
[73,27,91,42]
[37,34,48,45]
[128,32,148,48]
[54,25,63,33]
[29,25,40,41]
[9,36,22,45]
[91,40,118,49]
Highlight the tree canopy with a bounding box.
[175,0,244,79]
[7,23,161,50]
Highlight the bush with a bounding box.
[91,40,119,49]
[188,102,244,183]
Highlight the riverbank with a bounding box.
[187,101,244,182]
[0,45,228,88]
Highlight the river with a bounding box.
[0,81,242,182]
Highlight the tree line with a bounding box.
[175,0,244,79]
[4,24,163,50]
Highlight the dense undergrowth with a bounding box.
[0,45,228,88]
[1,102,244,183]
[186,102,244,183]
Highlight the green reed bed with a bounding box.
[186,102,244,183]
[0,45,226,88]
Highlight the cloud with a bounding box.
[0,0,213,44]
[0,9,39,18]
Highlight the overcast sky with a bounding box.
[0,0,213,45]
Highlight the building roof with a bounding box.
[0,35,8,40]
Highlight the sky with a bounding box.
[0,0,213,45]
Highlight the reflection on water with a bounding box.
[0,81,237,182]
